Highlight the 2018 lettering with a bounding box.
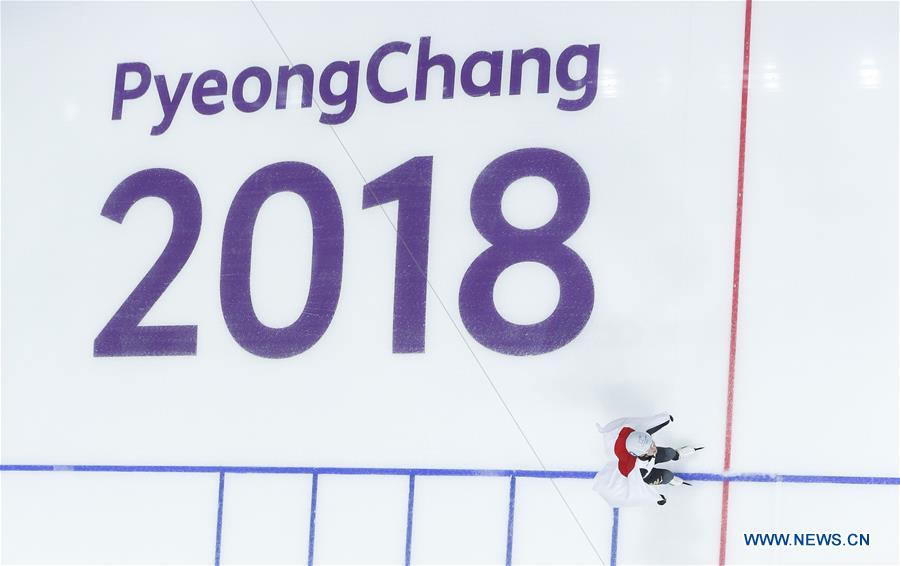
[94,149,594,358]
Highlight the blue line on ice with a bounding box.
[1,465,897,484]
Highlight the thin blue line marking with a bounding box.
[610,507,619,566]
[505,475,516,566]
[679,472,900,485]
[0,465,55,471]
[405,474,415,566]
[214,472,225,566]
[308,473,318,566]
[3,465,896,485]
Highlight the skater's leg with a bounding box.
[654,447,679,464]
[642,468,674,485]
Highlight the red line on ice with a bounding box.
[719,0,753,564]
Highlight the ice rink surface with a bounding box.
[1,1,897,564]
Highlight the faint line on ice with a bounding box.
[248,1,605,561]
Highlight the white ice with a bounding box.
[1,2,897,564]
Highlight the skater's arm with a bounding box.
[646,414,674,435]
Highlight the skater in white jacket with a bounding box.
[593,413,702,506]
